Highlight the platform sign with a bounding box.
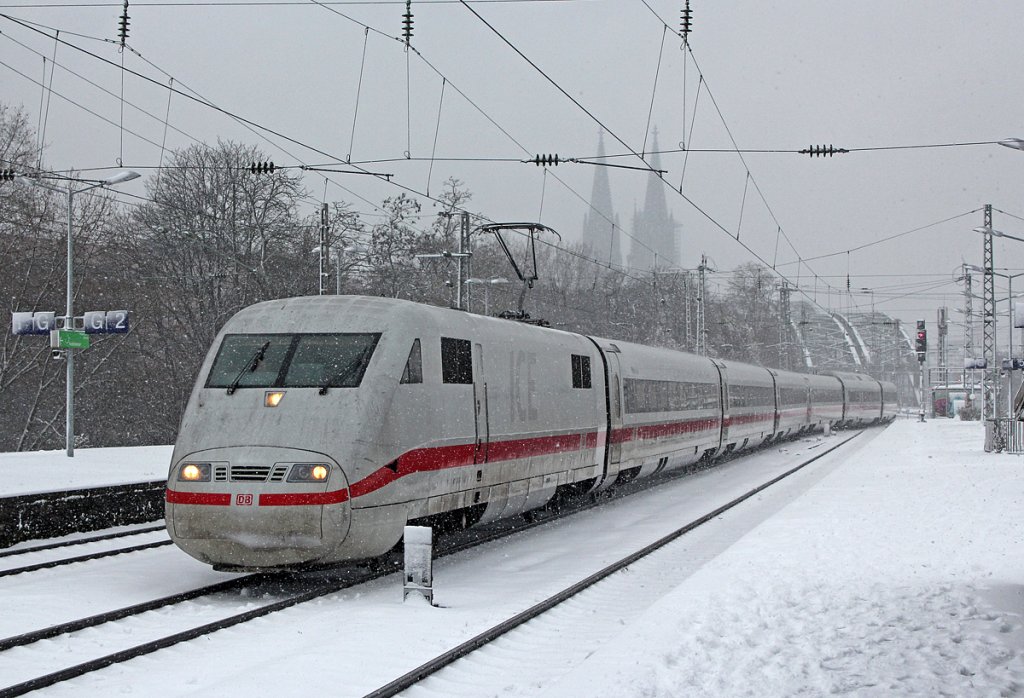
[11,311,55,336]
[105,309,129,334]
[83,309,129,334]
[50,329,90,350]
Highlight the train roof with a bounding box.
[219,295,585,343]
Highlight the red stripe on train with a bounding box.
[165,489,231,506]
[351,417,719,498]
[260,490,349,506]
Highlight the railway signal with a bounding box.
[915,320,927,362]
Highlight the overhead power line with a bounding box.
[457,0,852,319]
[0,0,584,7]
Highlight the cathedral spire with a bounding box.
[628,128,678,270]
[581,131,621,268]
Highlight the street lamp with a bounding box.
[463,277,508,315]
[973,225,1024,244]
[415,250,473,309]
[19,170,141,457]
[310,243,363,294]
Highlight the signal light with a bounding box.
[402,0,413,46]
[250,161,276,175]
[915,320,927,361]
[117,0,130,47]
[532,154,560,167]
[0,168,16,182]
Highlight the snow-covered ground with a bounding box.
[2,418,1022,696]
[0,445,171,497]
[545,418,1024,697]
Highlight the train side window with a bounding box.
[401,339,423,384]
[571,354,591,389]
[441,337,473,384]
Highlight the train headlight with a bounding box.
[178,463,211,482]
[288,463,330,482]
[265,391,285,407]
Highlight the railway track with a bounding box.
[365,432,864,698]
[0,430,865,697]
[0,537,172,578]
[0,523,166,560]
[0,524,172,578]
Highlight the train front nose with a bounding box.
[165,446,352,570]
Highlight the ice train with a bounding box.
[165,295,897,571]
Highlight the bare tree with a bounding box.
[363,193,427,299]
[133,141,306,351]
[0,102,137,449]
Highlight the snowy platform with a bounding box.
[0,446,170,546]
[0,445,171,498]
[545,417,1024,696]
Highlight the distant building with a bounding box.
[581,133,621,268]
[627,130,678,271]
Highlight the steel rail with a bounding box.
[0,524,166,559]
[0,539,173,578]
[362,431,863,698]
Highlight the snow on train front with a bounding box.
[165,296,412,572]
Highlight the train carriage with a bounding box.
[167,296,611,568]
[829,371,885,426]
[602,339,722,484]
[773,370,812,439]
[881,381,899,421]
[808,374,845,429]
[718,361,777,451]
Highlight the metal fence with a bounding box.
[985,419,1024,453]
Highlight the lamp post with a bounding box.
[971,220,1024,418]
[415,250,473,309]
[966,262,1024,418]
[311,244,362,294]
[20,170,140,457]
[464,277,508,315]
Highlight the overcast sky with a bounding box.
[2,0,1024,350]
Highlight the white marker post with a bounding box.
[403,525,434,605]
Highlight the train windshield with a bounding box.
[206,333,381,390]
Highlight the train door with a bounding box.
[712,359,728,453]
[473,343,489,464]
[606,351,624,469]
[585,338,622,491]
[768,370,781,436]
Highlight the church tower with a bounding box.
[581,132,621,268]
[628,129,678,271]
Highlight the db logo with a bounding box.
[236,494,254,506]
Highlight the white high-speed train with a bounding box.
[165,295,897,571]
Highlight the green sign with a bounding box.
[57,330,90,349]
